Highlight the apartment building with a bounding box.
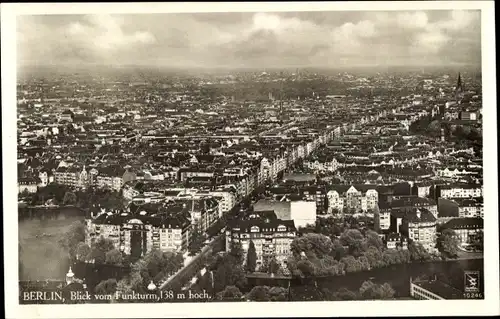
[18,177,38,194]
[442,217,483,245]
[54,166,86,188]
[439,184,482,199]
[85,206,192,257]
[327,185,379,213]
[225,211,297,268]
[399,208,438,253]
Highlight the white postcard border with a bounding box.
[2,1,498,318]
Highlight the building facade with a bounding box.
[54,166,86,188]
[327,185,379,213]
[85,208,191,257]
[401,208,437,253]
[410,277,462,300]
[439,185,482,199]
[225,212,297,268]
[18,177,38,193]
[443,217,483,244]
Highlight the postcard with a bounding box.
[2,1,499,318]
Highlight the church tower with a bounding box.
[455,72,464,101]
[66,267,74,285]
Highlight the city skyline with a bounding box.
[17,10,481,69]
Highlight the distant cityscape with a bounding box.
[18,67,484,303]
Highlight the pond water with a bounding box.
[19,214,84,281]
[313,258,484,298]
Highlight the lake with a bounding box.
[19,214,84,281]
[311,258,484,298]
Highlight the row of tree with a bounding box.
[27,185,125,210]
[193,227,441,298]
[214,279,396,302]
[94,249,184,301]
[58,221,126,266]
[321,280,396,301]
[305,215,376,240]
[189,241,249,295]
[212,284,288,302]
[75,237,124,265]
[285,231,440,278]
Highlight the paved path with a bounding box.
[159,236,220,290]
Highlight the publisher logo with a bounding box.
[464,271,480,293]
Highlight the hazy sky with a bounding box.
[17,10,481,69]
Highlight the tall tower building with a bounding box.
[455,72,464,102]
[279,72,284,124]
[455,72,464,93]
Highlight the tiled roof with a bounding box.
[443,217,483,230]
[404,208,437,223]
[227,216,296,233]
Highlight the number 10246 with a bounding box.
[463,292,483,299]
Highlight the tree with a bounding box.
[268,286,287,301]
[286,256,303,277]
[296,260,316,277]
[247,286,270,301]
[341,255,362,273]
[373,211,381,232]
[408,242,432,262]
[132,249,184,286]
[317,255,344,276]
[213,254,247,293]
[340,229,367,257]
[188,225,205,257]
[216,285,242,301]
[63,191,77,205]
[105,249,124,266]
[195,270,214,293]
[116,273,146,301]
[229,241,244,265]
[89,236,115,264]
[365,230,384,250]
[267,257,281,275]
[59,220,86,259]
[331,239,347,261]
[359,280,379,300]
[20,188,30,198]
[315,216,342,237]
[19,243,25,279]
[358,255,371,271]
[95,278,118,295]
[75,242,91,262]
[259,256,282,274]
[290,233,334,259]
[381,249,398,266]
[470,230,483,251]
[336,287,358,300]
[358,281,395,300]
[377,283,396,299]
[437,229,460,258]
[363,246,385,269]
[245,241,257,273]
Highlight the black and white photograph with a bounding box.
[2,1,499,318]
